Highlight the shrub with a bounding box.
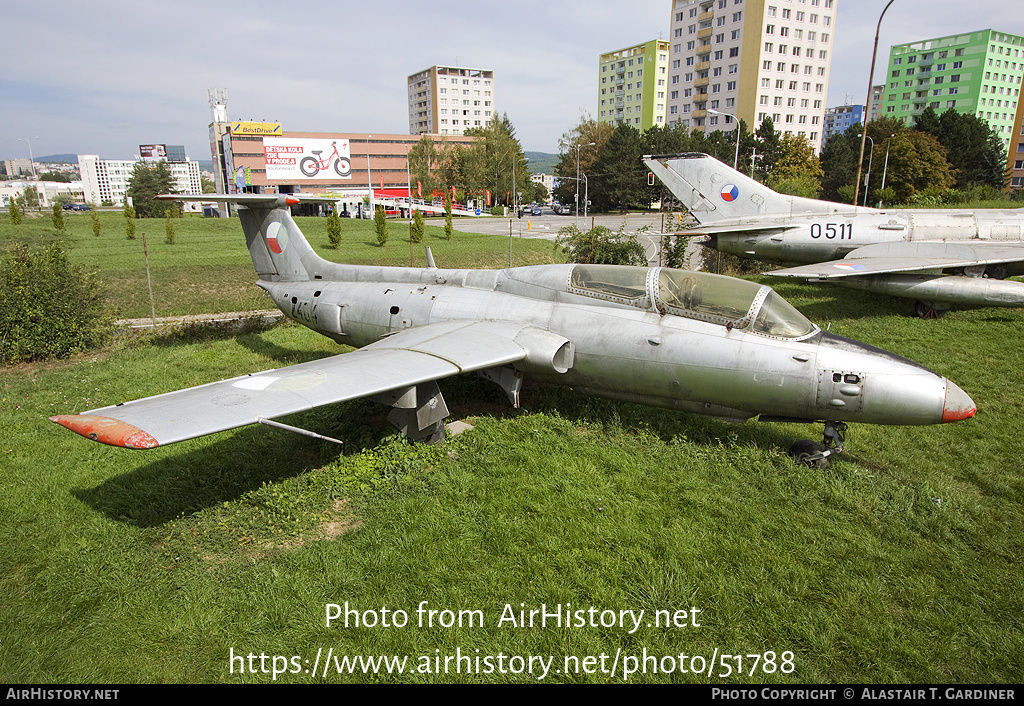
[51,203,66,233]
[124,204,136,240]
[9,197,22,225]
[0,243,110,364]
[326,209,342,248]
[164,208,176,244]
[556,223,647,266]
[374,205,388,247]
[410,208,424,244]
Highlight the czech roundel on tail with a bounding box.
[646,152,1024,318]
[50,192,975,468]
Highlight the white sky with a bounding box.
[2,0,1021,162]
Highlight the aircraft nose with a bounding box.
[942,380,977,423]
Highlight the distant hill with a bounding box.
[525,152,559,175]
[37,154,79,163]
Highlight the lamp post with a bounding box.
[861,134,875,207]
[707,109,740,169]
[19,137,39,178]
[879,133,895,207]
[575,141,595,227]
[854,0,897,206]
[365,135,373,218]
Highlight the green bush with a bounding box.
[374,205,388,247]
[0,243,111,364]
[326,210,342,248]
[410,208,424,244]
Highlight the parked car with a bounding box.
[72,204,92,211]
[531,204,542,216]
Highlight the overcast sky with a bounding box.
[2,0,1021,163]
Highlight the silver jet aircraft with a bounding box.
[646,152,1024,318]
[50,193,976,467]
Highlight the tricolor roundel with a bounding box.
[833,262,866,271]
[721,184,739,202]
[266,221,288,254]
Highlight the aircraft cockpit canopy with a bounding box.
[568,265,817,340]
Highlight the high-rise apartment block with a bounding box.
[667,0,837,152]
[879,30,1024,148]
[822,103,864,145]
[408,66,495,136]
[598,40,671,130]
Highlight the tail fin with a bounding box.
[158,194,334,281]
[644,152,859,224]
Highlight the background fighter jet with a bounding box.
[646,153,1024,318]
[50,194,975,467]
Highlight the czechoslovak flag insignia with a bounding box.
[721,184,739,202]
[265,221,288,254]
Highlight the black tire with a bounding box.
[914,301,948,319]
[299,156,320,177]
[334,158,352,177]
[789,439,828,469]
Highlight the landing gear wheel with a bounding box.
[423,423,446,446]
[915,301,949,319]
[789,440,828,469]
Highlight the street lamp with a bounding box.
[854,0,898,206]
[575,141,595,227]
[366,135,373,218]
[707,110,740,169]
[19,137,39,178]
[860,134,875,207]
[879,133,895,207]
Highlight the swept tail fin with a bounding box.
[157,193,335,281]
[644,152,864,224]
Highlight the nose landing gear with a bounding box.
[789,421,847,469]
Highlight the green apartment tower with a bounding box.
[880,29,1024,148]
[598,40,672,130]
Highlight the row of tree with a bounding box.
[552,106,1011,212]
[407,114,542,208]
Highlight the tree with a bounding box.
[444,191,454,240]
[91,209,101,237]
[408,134,440,199]
[410,208,424,244]
[754,118,783,183]
[8,196,22,225]
[464,113,531,208]
[554,116,613,209]
[51,203,66,233]
[769,134,823,197]
[326,209,342,248]
[164,208,176,244]
[123,203,136,240]
[917,108,1008,190]
[125,161,176,218]
[374,205,388,247]
[819,124,863,201]
[590,122,647,213]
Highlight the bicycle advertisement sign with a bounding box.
[263,138,353,180]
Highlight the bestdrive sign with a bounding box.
[231,121,283,136]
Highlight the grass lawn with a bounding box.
[1,209,1021,683]
[0,210,561,319]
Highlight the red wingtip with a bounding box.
[50,415,159,449]
[285,196,300,205]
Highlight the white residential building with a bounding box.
[78,155,201,206]
[667,0,837,152]
[408,66,495,135]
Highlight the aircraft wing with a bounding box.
[50,321,537,449]
[766,241,1024,280]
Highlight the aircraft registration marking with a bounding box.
[810,223,853,240]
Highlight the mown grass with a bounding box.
[1,211,1021,683]
[0,210,561,319]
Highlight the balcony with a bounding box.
[698,27,713,39]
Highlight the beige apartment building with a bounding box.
[408,66,495,136]
[666,0,837,152]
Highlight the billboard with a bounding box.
[231,121,283,136]
[263,138,352,181]
[139,144,166,163]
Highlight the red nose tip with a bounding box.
[941,381,977,424]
